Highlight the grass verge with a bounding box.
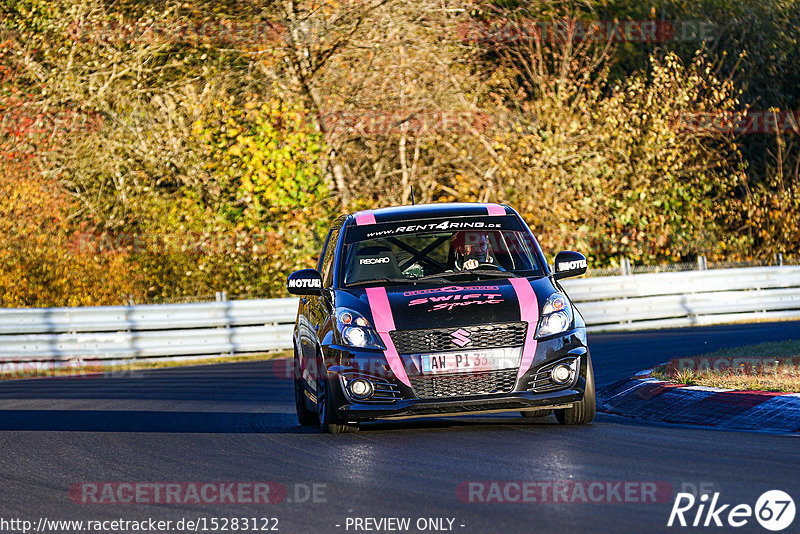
[651,340,800,392]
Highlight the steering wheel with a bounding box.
[475,262,504,271]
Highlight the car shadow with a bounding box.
[0,359,564,434]
[0,360,291,401]
[360,415,561,432]
[0,409,562,434]
[0,409,317,433]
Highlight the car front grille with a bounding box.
[390,322,527,354]
[410,369,518,399]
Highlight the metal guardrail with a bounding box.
[0,299,297,362]
[0,299,298,335]
[560,266,800,332]
[0,266,798,362]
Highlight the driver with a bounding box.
[450,231,495,270]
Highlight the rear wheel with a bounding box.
[317,376,359,434]
[555,355,596,425]
[294,350,318,426]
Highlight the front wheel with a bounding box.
[317,376,359,434]
[294,351,319,426]
[555,355,596,425]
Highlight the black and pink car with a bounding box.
[287,202,595,433]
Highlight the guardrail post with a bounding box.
[777,253,784,266]
[697,255,707,270]
[620,258,632,276]
[216,291,227,302]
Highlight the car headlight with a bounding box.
[335,308,385,349]
[535,293,573,338]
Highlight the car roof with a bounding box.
[346,202,511,226]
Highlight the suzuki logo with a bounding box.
[451,328,471,347]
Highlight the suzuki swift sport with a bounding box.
[287,202,594,433]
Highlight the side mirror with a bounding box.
[287,269,324,295]
[553,251,587,280]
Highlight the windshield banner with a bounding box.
[344,216,523,243]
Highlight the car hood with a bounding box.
[335,276,558,332]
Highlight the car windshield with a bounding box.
[341,227,544,287]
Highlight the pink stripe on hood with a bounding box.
[509,278,539,379]
[365,287,411,387]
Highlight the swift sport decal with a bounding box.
[405,285,504,312]
[365,287,412,387]
[509,278,539,380]
[409,293,504,312]
[403,285,499,297]
[428,298,504,312]
[408,293,502,306]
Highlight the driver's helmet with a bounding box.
[451,231,492,269]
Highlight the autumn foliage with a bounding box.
[1,0,798,306]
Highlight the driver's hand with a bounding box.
[463,259,479,270]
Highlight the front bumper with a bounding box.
[322,328,590,422]
[342,389,583,420]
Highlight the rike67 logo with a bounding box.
[668,490,795,531]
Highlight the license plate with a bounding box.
[419,349,519,375]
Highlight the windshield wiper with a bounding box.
[442,270,517,280]
[471,269,517,277]
[412,273,463,284]
[410,271,517,283]
[345,277,415,288]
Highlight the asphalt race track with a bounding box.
[1,321,799,534]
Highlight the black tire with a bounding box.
[520,409,553,418]
[555,355,596,425]
[317,376,359,434]
[294,351,319,426]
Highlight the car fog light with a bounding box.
[348,378,374,399]
[552,364,572,384]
